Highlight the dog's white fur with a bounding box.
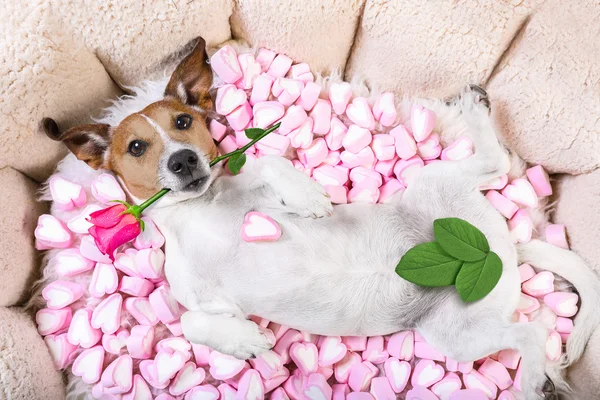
[34,60,600,399]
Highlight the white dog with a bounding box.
[42,37,600,399]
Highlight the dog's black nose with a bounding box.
[168,149,199,175]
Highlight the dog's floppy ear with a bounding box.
[165,37,213,110]
[41,118,111,169]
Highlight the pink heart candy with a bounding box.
[216,84,248,116]
[226,102,253,131]
[350,167,382,188]
[255,133,290,156]
[42,280,84,309]
[235,53,262,90]
[340,147,376,169]
[410,359,445,388]
[348,361,378,392]
[417,133,442,160]
[80,234,112,263]
[91,173,126,204]
[250,73,275,105]
[119,276,154,297]
[431,372,462,399]
[370,376,396,399]
[450,389,488,400]
[526,165,552,197]
[102,354,133,394]
[313,165,349,187]
[386,330,414,360]
[522,271,555,297]
[517,293,541,314]
[372,92,397,127]
[545,224,569,249]
[123,375,153,400]
[375,156,399,178]
[463,370,497,399]
[414,341,445,362]
[68,308,102,348]
[502,178,538,208]
[114,248,141,277]
[371,134,396,161]
[318,336,348,367]
[343,125,372,153]
[441,136,473,161]
[309,99,333,135]
[544,292,579,317]
[135,248,165,280]
[389,124,417,160]
[218,383,238,400]
[341,337,367,352]
[378,179,406,204]
[91,293,123,334]
[72,345,105,384]
[54,248,95,276]
[279,105,308,135]
[556,317,574,334]
[248,350,283,380]
[288,117,314,149]
[235,369,265,400]
[346,97,375,129]
[89,262,119,298]
[498,390,517,400]
[44,333,78,369]
[275,78,304,106]
[289,342,319,375]
[507,209,533,244]
[154,349,187,384]
[362,336,389,364]
[333,351,362,383]
[263,366,290,393]
[270,387,290,400]
[290,62,314,82]
[518,263,536,283]
[210,45,242,84]
[485,190,519,219]
[37,307,72,336]
[256,48,276,71]
[324,117,348,151]
[324,185,348,204]
[267,54,293,78]
[480,174,509,191]
[253,101,285,129]
[185,385,220,400]
[208,351,246,380]
[102,328,130,355]
[156,337,192,361]
[303,373,332,400]
[298,137,329,167]
[149,285,181,324]
[35,214,73,249]
[169,361,206,396]
[329,82,353,115]
[348,184,379,204]
[297,81,322,111]
[241,211,282,242]
[546,330,562,361]
[210,119,228,142]
[125,297,159,326]
[273,329,303,364]
[283,369,305,398]
[478,358,513,390]
[49,176,86,210]
[410,104,436,142]
[394,156,425,186]
[66,204,104,234]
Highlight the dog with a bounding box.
[41,37,600,399]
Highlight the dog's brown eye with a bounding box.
[127,140,148,157]
[175,114,193,130]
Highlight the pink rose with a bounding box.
[87,204,142,260]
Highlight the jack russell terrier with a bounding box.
[41,37,600,399]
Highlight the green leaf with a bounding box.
[395,242,464,287]
[227,153,247,175]
[244,128,265,140]
[455,251,503,302]
[433,218,489,262]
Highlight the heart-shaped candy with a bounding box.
[273,329,303,364]
[290,62,314,83]
[343,125,372,153]
[410,359,445,388]
[66,204,104,234]
[248,350,283,380]
[123,375,153,400]
[102,328,130,355]
[545,224,569,249]
[289,342,319,375]
[139,359,170,390]
[226,102,252,131]
[241,211,282,242]
[256,48,276,71]
[325,117,348,151]
[216,84,248,116]
[35,214,73,249]
[411,104,436,142]
[463,370,497,399]
[333,351,361,384]
[517,293,541,314]
[89,262,119,298]
[288,117,314,149]
[389,124,417,160]
[526,165,552,197]
[49,176,87,210]
[303,373,332,400]
[414,341,445,362]
[544,292,579,317]
[169,361,206,396]
[68,308,102,348]
[91,173,126,204]
[441,136,473,161]
[149,285,181,324]
[372,92,397,127]
[362,336,389,364]
[186,385,220,400]
[125,297,159,326]
[371,134,396,161]
[102,354,133,394]
[329,82,353,115]
[44,333,78,369]
[279,105,308,135]
[346,97,375,129]
[267,54,293,78]
[387,330,414,360]
[119,276,154,297]
[478,358,513,390]
[154,349,187,384]
[135,248,165,280]
[522,271,555,297]
[309,99,332,135]
[480,174,508,191]
[370,376,396,399]
[79,235,112,263]
[394,156,425,186]
[502,178,538,208]
[546,330,562,361]
[54,248,95,277]
[348,361,378,392]
[255,133,291,156]
[114,248,141,277]
[340,147,376,169]
[72,345,105,384]
[91,293,122,334]
[318,336,348,367]
[210,45,242,84]
[384,358,411,393]
[209,351,246,380]
[42,280,84,309]
[297,81,321,111]
[236,53,262,90]
[236,369,265,400]
[36,307,72,336]
[431,372,462,399]
[417,133,442,160]
[275,78,304,106]
[507,209,533,244]
[253,101,285,129]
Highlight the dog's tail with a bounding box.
[517,239,600,367]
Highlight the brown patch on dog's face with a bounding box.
[106,100,217,199]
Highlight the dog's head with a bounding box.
[41,37,219,202]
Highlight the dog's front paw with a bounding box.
[219,324,275,360]
[278,175,333,218]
